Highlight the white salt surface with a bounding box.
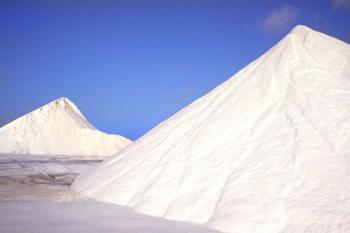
[0,155,219,233]
[73,25,350,233]
[0,201,219,233]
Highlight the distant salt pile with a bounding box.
[0,97,131,156]
[73,25,350,233]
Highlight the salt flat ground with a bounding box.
[0,154,219,233]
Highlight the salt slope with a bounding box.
[0,97,131,156]
[73,25,350,233]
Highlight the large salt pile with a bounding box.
[0,97,131,156]
[73,25,350,233]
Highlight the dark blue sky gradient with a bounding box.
[1,0,349,139]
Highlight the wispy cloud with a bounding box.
[262,5,299,33]
[332,0,350,9]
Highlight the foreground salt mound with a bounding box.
[73,25,350,233]
[0,97,131,156]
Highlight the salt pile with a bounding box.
[0,97,131,156]
[73,25,350,233]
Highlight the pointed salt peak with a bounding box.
[56,96,69,102]
[285,25,316,41]
[47,97,71,109]
[54,96,74,106]
[46,97,83,117]
[291,25,313,34]
[272,25,317,56]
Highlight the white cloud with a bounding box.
[332,0,350,9]
[262,5,299,33]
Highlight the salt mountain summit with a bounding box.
[0,97,131,156]
[73,25,350,233]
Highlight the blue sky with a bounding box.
[1,0,350,139]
